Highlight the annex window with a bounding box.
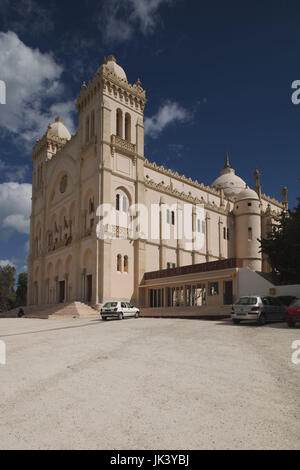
[202,220,206,233]
[209,282,219,296]
[227,228,230,240]
[167,262,176,269]
[117,254,122,272]
[124,255,128,273]
[223,227,226,239]
[197,220,201,233]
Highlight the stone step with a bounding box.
[1,301,99,320]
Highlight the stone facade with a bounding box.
[27,56,286,308]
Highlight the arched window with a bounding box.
[116,194,120,211]
[124,255,128,273]
[116,108,123,138]
[122,195,127,212]
[85,115,89,142]
[125,113,131,142]
[171,211,175,225]
[248,227,252,241]
[117,254,122,272]
[91,110,95,137]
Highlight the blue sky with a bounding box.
[0,0,299,273]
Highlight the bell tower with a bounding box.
[76,56,147,305]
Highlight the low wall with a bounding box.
[140,305,232,320]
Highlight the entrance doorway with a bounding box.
[59,280,65,303]
[223,281,233,305]
[86,275,92,303]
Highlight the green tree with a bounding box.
[261,196,300,284]
[0,264,16,312]
[15,272,28,307]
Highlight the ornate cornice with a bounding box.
[76,63,146,113]
[31,128,72,161]
[144,178,228,215]
[261,193,284,209]
[144,159,222,197]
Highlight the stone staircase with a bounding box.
[140,305,232,320]
[0,302,100,320]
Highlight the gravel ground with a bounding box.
[0,316,299,450]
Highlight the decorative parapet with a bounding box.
[32,128,74,162]
[144,178,228,215]
[111,135,137,163]
[144,159,221,198]
[261,193,284,209]
[76,61,146,114]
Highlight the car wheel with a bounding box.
[258,313,266,326]
[118,312,124,320]
[287,320,296,328]
[232,319,240,324]
[102,317,107,321]
[135,311,140,318]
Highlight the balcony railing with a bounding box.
[144,258,244,281]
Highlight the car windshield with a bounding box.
[236,297,257,305]
[103,302,118,308]
[291,299,300,308]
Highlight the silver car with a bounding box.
[101,301,140,321]
[231,296,286,325]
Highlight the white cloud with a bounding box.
[144,100,191,138]
[0,31,75,146]
[0,182,32,235]
[2,214,30,234]
[0,259,16,268]
[99,0,172,43]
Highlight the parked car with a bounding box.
[101,301,140,321]
[286,298,300,327]
[231,296,287,325]
[276,295,296,307]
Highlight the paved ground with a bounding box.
[0,316,299,450]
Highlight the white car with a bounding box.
[101,301,140,321]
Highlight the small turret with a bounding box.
[254,168,261,199]
[282,186,288,210]
[233,186,262,271]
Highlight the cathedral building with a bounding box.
[27,56,287,310]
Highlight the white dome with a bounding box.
[105,55,127,81]
[49,117,71,140]
[212,169,247,198]
[212,155,248,198]
[236,187,259,201]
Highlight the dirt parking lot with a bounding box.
[0,316,299,450]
